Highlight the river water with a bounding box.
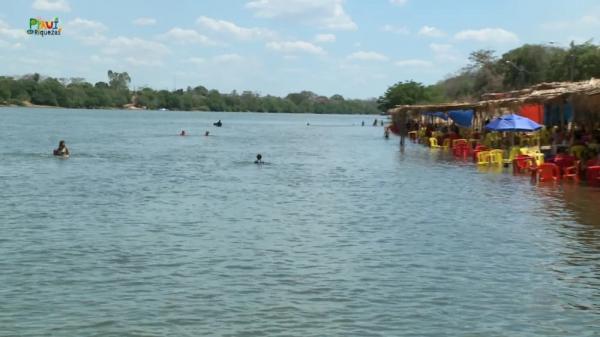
[1,108,599,336]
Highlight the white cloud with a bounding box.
[454,28,519,44]
[90,54,115,64]
[541,11,600,33]
[389,0,407,6]
[157,27,215,46]
[196,16,274,40]
[395,59,432,67]
[418,25,445,38]
[123,57,163,67]
[66,17,107,32]
[0,19,27,39]
[314,33,336,43]
[381,24,409,35]
[32,0,71,12]
[246,0,357,30]
[187,57,206,65]
[429,43,453,54]
[429,43,460,62]
[0,40,23,49]
[102,36,170,66]
[266,40,325,55]
[65,18,108,45]
[133,17,157,26]
[213,53,244,63]
[347,51,388,62]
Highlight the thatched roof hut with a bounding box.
[389,79,600,128]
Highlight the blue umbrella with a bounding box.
[485,113,542,132]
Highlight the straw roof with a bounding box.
[389,79,600,119]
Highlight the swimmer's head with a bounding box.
[256,154,262,161]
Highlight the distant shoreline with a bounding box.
[0,102,382,115]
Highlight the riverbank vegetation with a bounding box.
[378,41,600,110]
[0,71,380,114]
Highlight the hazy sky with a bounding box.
[2,0,600,98]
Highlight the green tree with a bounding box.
[500,44,566,88]
[107,70,131,91]
[377,81,433,110]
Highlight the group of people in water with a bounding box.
[53,119,266,164]
[179,119,222,137]
[180,130,210,137]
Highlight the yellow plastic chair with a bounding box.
[530,152,545,166]
[489,149,504,165]
[521,147,544,165]
[477,151,491,165]
[429,137,441,148]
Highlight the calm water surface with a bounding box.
[1,108,600,336]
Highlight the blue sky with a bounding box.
[1,0,600,98]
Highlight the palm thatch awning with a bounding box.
[389,79,600,123]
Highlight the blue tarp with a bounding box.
[544,102,573,126]
[447,109,474,128]
[423,111,448,120]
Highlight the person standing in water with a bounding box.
[204,131,210,136]
[254,154,263,164]
[53,140,70,156]
[180,130,186,136]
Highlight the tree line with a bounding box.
[378,41,600,110]
[0,70,381,114]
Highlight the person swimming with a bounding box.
[213,120,222,127]
[53,140,70,157]
[254,153,263,164]
[205,131,210,136]
[180,130,186,136]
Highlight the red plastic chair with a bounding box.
[513,155,535,174]
[554,155,576,175]
[472,145,489,162]
[587,166,600,187]
[563,161,580,182]
[587,159,600,167]
[537,163,560,182]
[453,143,469,158]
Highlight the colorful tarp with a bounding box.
[447,109,474,128]
[519,104,544,124]
[424,111,448,120]
[544,103,573,126]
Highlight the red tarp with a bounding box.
[519,104,544,124]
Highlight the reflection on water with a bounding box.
[1,108,600,336]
